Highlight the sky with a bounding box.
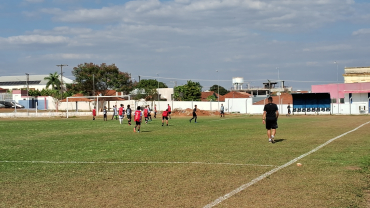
[1,0,370,91]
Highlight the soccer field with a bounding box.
[0,115,369,207]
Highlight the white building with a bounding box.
[0,75,73,91]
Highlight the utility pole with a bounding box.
[56,64,68,99]
[25,73,29,116]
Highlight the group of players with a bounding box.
[92,99,278,143]
[92,103,185,133]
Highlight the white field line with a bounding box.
[0,161,276,167]
[210,118,230,122]
[203,121,370,208]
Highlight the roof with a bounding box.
[253,93,293,105]
[0,75,73,86]
[220,91,251,101]
[60,94,92,102]
[201,91,219,101]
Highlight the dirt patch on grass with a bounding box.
[346,166,362,170]
[365,190,370,208]
[171,108,224,117]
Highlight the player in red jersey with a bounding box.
[162,108,169,126]
[92,107,96,120]
[144,105,149,124]
[118,104,124,124]
[134,106,142,133]
[167,104,172,119]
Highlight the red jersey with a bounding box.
[168,105,171,112]
[92,109,96,116]
[162,110,168,117]
[134,110,141,122]
[144,108,148,117]
[118,107,123,116]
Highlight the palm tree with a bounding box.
[44,72,61,90]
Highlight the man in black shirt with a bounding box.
[262,97,279,143]
[189,105,197,123]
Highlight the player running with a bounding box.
[126,105,132,125]
[189,105,197,123]
[144,105,149,124]
[111,105,117,120]
[134,106,142,133]
[162,108,169,126]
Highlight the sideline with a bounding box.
[0,160,277,167]
[203,121,370,208]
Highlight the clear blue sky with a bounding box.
[1,0,370,90]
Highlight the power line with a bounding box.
[138,75,338,83]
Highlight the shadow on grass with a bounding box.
[274,139,285,143]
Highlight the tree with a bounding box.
[135,79,167,89]
[132,79,168,101]
[72,63,133,96]
[44,72,61,90]
[174,80,202,101]
[209,84,229,96]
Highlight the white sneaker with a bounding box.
[269,138,272,143]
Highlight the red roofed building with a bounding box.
[253,93,292,105]
[219,91,251,102]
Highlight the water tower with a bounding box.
[232,77,244,90]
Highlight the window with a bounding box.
[331,98,337,103]
[340,98,344,103]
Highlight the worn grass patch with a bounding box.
[0,115,369,207]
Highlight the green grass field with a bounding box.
[0,115,369,207]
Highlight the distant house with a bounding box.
[219,91,251,102]
[253,93,293,105]
[0,75,73,91]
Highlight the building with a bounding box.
[343,66,370,83]
[0,75,73,91]
[312,82,370,114]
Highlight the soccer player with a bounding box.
[287,103,291,116]
[122,104,126,118]
[103,106,108,121]
[167,104,172,119]
[126,105,132,125]
[111,105,117,120]
[134,106,142,133]
[154,104,157,118]
[162,108,169,126]
[144,105,149,124]
[92,107,96,120]
[118,104,124,124]
[189,105,197,123]
[220,104,225,118]
[148,106,152,121]
[262,97,279,143]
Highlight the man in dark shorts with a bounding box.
[162,108,169,126]
[167,104,172,119]
[287,103,291,116]
[262,97,279,143]
[220,104,225,118]
[189,105,197,123]
[134,106,142,133]
[126,105,132,125]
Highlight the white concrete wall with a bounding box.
[11,95,368,117]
